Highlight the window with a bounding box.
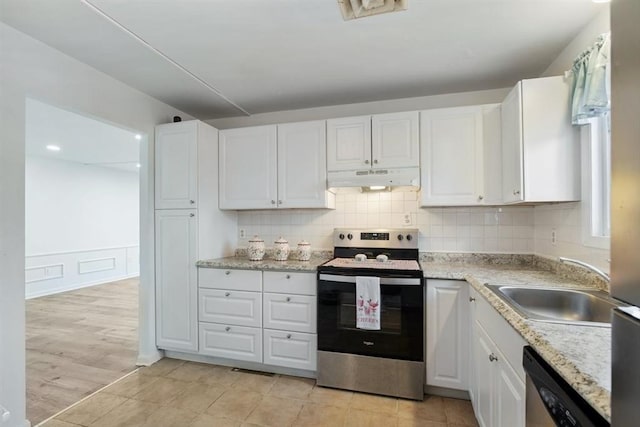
[581,113,611,248]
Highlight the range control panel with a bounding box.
[333,228,419,249]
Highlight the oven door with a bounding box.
[317,272,423,361]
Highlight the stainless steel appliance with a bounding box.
[316,228,424,400]
[523,346,609,427]
[610,1,640,426]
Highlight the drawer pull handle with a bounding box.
[286,334,291,339]
[469,297,476,302]
[489,353,498,362]
[286,274,291,279]
[225,327,231,332]
[286,297,291,302]
[225,271,231,275]
[225,292,230,297]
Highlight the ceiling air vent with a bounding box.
[338,0,408,20]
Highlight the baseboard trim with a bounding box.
[424,384,470,400]
[136,349,164,367]
[26,273,139,299]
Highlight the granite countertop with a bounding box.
[196,255,331,272]
[422,260,612,421]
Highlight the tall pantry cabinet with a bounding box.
[155,120,237,352]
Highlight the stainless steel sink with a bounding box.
[485,285,624,326]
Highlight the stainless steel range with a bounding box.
[316,228,424,400]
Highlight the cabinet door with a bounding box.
[501,83,524,203]
[199,323,262,363]
[155,209,198,352]
[199,289,262,328]
[420,107,484,206]
[473,322,495,427]
[372,111,419,168]
[155,121,198,209]
[263,293,317,333]
[426,280,469,390]
[482,104,504,205]
[219,126,277,209]
[263,329,317,371]
[327,116,371,171]
[468,288,479,408]
[494,353,526,427]
[263,271,316,296]
[277,121,332,208]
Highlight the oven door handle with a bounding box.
[318,274,422,286]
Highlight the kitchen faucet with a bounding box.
[558,257,610,282]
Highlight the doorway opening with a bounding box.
[24,98,145,424]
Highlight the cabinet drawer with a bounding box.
[263,271,316,295]
[199,289,262,327]
[476,292,526,382]
[199,323,262,363]
[263,293,316,333]
[263,329,317,371]
[199,268,262,292]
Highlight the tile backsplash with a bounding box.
[238,190,534,253]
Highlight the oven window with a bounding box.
[337,292,402,334]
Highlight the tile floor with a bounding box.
[41,358,479,427]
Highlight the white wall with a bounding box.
[534,7,611,272]
[0,22,190,427]
[25,156,140,298]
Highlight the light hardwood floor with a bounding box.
[27,278,139,425]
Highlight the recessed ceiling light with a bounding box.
[135,134,142,140]
[136,163,141,168]
[46,145,61,152]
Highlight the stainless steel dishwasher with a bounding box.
[523,346,609,427]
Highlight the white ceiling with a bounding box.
[2,0,604,120]
[26,98,141,173]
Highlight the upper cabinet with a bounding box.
[420,104,502,206]
[155,121,198,209]
[501,76,580,204]
[327,111,419,171]
[219,122,335,210]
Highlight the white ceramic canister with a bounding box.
[273,237,290,261]
[297,240,311,261]
[247,235,266,261]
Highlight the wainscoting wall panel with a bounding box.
[25,245,139,299]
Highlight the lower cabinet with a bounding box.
[199,322,263,363]
[263,329,317,370]
[469,287,526,427]
[426,279,469,391]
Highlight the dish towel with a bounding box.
[356,276,381,330]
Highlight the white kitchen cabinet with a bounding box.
[219,125,278,209]
[372,111,420,168]
[155,209,198,352]
[199,288,262,328]
[263,329,317,371]
[219,122,334,210]
[420,104,502,206]
[263,293,316,333]
[263,271,316,295]
[469,288,526,427]
[426,279,469,391]
[154,120,237,353]
[501,76,580,204]
[199,322,263,363]
[199,268,262,292]
[155,121,198,209]
[327,111,419,172]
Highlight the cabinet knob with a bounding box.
[478,195,484,201]
[286,297,291,302]
[364,159,370,164]
[286,334,292,339]
[489,353,498,362]
[190,200,195,204]
[271,200,276,205]
[225,326,231,332]
[225,292,230,297]
[189,213,195,217]
[373,159,378,164]
[513,190,521,195]
[469,297,476,302]
[286,274,291,279]
[278,200,283,205]
[225,271,231,275]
